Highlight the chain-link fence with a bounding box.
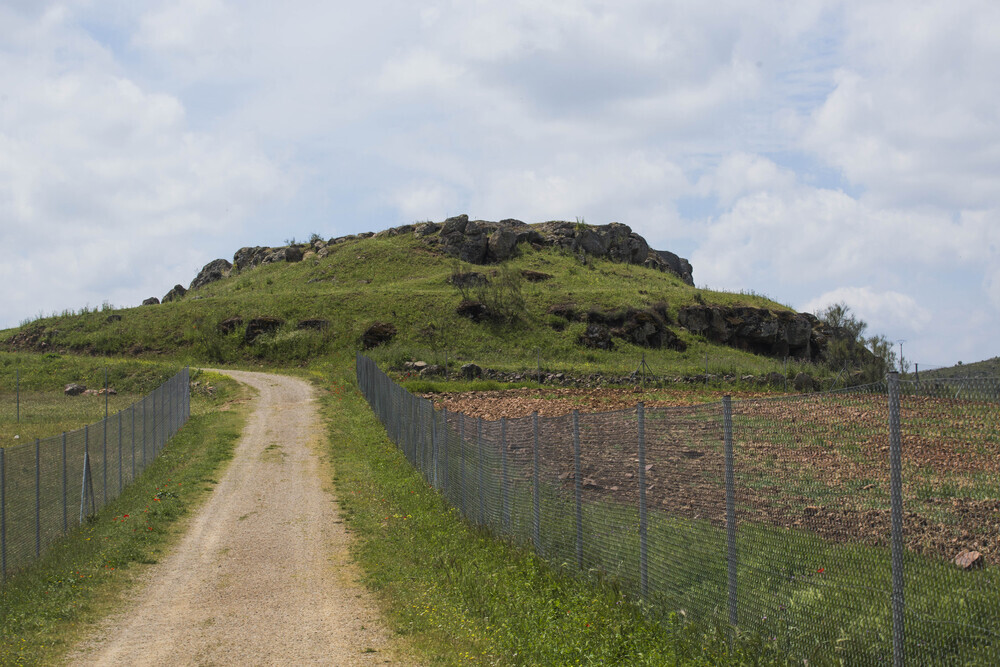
[1,367,190,584]
[357,353,1000,665]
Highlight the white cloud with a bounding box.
[800,286,932,334]
[802,1,1000,209]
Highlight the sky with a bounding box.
[1,0,998,368]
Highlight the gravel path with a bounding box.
[68,370,409,666]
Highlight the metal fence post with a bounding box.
[35,438,41,558]
[501,417,510,533]
[142,395,147,470]
[62,432,68,533]
[118,410,123,494]
[102,415,108,506]
[638,402,648,598]
[459,413,466,515]
[1,447,6,583]
[532,412,541,553]
[131,403,135,481]
[441,407,449,494]
[723,396,738,634]
[431,404,439,489]
[888,372,906,667]
[573,410,583,569]
[477,417,485,526]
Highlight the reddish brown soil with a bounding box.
[434,388,1000,565]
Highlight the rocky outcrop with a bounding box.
[418,215,694,284]
[162,284,187,303]
[677,305,834,360]
[190,259,233,291]
[549,303,687,352]
[142,297,160,306]
[362,322,396,349]
[651,250,694,286]
[244,316,284,343]
[232,245,304,272]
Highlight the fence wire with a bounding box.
[1,368,190,583]
[357,354,1000,665]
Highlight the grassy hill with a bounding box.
[1,228,822,383]
[918,356,1000,380]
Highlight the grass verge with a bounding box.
[0,372,250,665]
[316,359,750,665]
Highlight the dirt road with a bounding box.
[69,370,408,666]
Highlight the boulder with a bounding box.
[234,246,271,271]
[64,383,86,396]
[954,550,983,570]
[414,221,440,238]
[266,246,303,263]
[361,322,396,349]
[456,299,489,322]
[579,323,614,350]
[190,258,233,290]
[793,372,816,392]
[106,314,122,323]
[244,316,284,343]
[650,250,694,285]
[420,364,444,377]
[217,316,243,335]
[162,284,187,303]
[142,297,160,306]
[461,363,482,379]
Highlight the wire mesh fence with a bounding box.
[0,367,190,584]
[357,353,1000,665]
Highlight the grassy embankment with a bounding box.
[0,354,249,665]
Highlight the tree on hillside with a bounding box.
[818,302,898,383]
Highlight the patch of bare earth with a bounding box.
[68,370,414,666]
[434,388,1000,565]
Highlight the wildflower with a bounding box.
[817,568,825,574]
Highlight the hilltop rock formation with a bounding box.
[233,245,304,272]
[394,215,695,285]
[162,284,187,303]
[190,259,233,291]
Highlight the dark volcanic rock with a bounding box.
[362,322,397,349]
[142,297,160,306]
[456,299,489,322]
[218,317,244,335]
[190,259,233,290]
[244,316,284,343]
[677,305,831,360]
[64,383,86,396]
[651,250,694,285]
[162,284,187,303]
[579,323,614,350]
[461,363,483,379]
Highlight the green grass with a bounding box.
[0,372,249,666]
[0,352,180,444]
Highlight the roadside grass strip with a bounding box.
[0,373,248,666]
